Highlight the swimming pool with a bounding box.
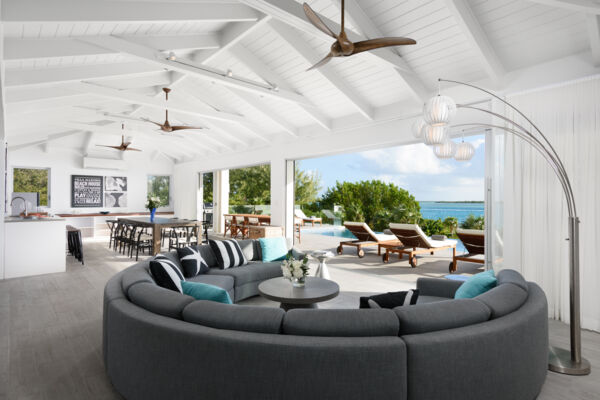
[303,227,466,253]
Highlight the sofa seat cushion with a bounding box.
[183,301,285,334]
[283,309,399,337]
[121,262,154,293]
[416,295,450,304]
[188,274,234,291]
[475,283,529,319]
[207,261,282,286]
[128,282,194,319]
[395,298,491,335]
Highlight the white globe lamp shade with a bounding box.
[434,140,457,159]
[423,95,456,126]
[423,124,447,145]
[412,118,427,139]
[454,141,476,161]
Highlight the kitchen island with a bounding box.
[3,217,67,279]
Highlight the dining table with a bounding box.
[118,217,202,255]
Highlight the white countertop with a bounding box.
[4,216,66,223]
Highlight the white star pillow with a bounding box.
[177,246,209,277]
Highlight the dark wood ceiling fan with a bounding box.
[142,87,205,133]
[303,0,417,70]
[96,126,141,152]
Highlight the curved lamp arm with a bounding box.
[439,79,589,376]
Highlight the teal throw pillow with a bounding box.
[259,237,288,262]
[181,281,232,304]
[454,269,497,299]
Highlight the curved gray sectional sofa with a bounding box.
[104,239,548,400]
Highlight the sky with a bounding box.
[297,135,486,202]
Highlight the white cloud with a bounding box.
[428,177,485,200]
[469,137,485,150]
[372,174,407,187]
[358,143,454,175]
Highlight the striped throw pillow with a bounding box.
[149,255,185,293]
[208,239,248,269]
[177,246,209,277]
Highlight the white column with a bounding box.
[270,158,294,240]
[214,169,229,234]
[196,173,204,221]
[0,18,6,279]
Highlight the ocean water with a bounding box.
[419,202,484,223]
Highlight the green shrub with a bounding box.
[460,214,485,230]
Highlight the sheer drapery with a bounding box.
[502,76,600,331]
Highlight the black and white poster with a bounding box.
[72,175,103,207]
[104,176,127,207]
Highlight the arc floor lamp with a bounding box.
[416,78,590,376]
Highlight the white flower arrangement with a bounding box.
[145,196,162,210]
[281,253,309,284]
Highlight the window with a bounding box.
[147,175,170,207]
[13,167,50,206]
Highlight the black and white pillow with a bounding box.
[208,239,248,269]
[359,289,419,309]
[177,246,209,277]
[149,255,185,293]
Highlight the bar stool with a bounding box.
[106,219,118,249]
[66,225,84,265]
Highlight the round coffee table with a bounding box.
[258,277,339,311]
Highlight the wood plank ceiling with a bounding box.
[2,0,598,162]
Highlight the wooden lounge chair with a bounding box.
[294,209,323,226]
[450,228,485,272]
[381,223,456,267]
[337,222,400,258]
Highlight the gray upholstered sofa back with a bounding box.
[104,267,548,400]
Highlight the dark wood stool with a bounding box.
[66,225,84,265]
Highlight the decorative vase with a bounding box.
[150,208,156,222]
[291,276,306,288]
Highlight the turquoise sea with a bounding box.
[419,201,484,223]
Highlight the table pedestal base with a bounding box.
[280,302,318,311]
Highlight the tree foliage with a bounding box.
[320,180,421,231]
[13,168,49,206]
[460,214,485,230]
[202,172,213,203]
[147,176,170,206]
[294,161,321,205]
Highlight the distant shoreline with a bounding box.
[418,201,484,203]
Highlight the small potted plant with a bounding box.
[145,196,161,222]
[281,253,310,287]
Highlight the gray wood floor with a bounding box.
[0,236,598,399]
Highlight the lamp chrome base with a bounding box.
[548,346,591,375]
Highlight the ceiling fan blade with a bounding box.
[141,117,164,128]
[303,3,337,39]
[96,145,122,150]
[351,37,417,55]
[307,53,334,70]
[125,147,142,152]
[170,126,205,131]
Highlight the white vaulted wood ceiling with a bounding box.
[2,0,599,163]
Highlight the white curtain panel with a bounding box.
[502,76,600,331]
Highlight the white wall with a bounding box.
[7,146,174,214]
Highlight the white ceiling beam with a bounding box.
[227,88,298,137]
[7,93,93,114]
[269,19,374,120]
[241,0,428,97]
[231,43,331,130]
[192,15,271,64]
[3,0,260,23]
[5,62,161,87]
[444,0,505,83]
[82,131,95,156]
[330,0,430,102]
[79,35,313,107]
[528,0,600,14]
[78,83,250,125]
[587,15,600,66]
[4,35,219,61]
[7,130,81,149]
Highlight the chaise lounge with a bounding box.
[451,228,485,272]
[337,221,400,258]
[294,209,322,226]
[381,223,456,267]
